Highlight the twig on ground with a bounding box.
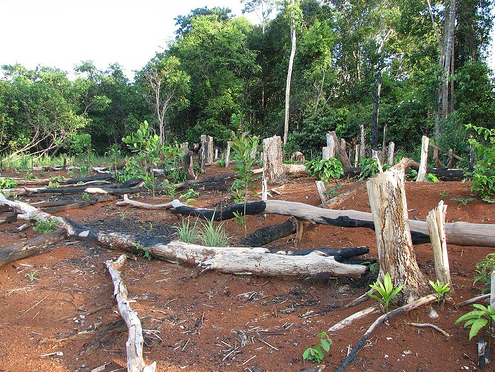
[407,322,450,337]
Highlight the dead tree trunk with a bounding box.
[263,135,285,184]
[328,131,352,168]
[367,169,428,303]
[200,135,214,165]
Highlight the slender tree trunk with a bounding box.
[371,71,382,151]
[283,0,297,145]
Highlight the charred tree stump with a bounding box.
[328,131,352,168]
[367,169,428,304]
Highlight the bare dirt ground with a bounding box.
[1,164,494,372]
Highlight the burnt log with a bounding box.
[0,228,67,268]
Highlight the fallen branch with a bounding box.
[334,294,436,372]
[407,322,450,337]
[105,255,157,372]
[328,305,380,333]
[457,294,490,307]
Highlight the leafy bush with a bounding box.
[358,157,389,180]
[0,178,19,189]
[305,158,344,184]
[474,253,495,293]
[33,218,60,233]
[467,124,495,203]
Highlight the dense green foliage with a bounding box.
[1,0,494,171]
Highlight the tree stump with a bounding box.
[367,169,427,303]
[416,135,429,182]
[262,135,285,184]
[200,135,214,165]
[426,200,451,285]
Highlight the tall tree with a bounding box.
[141,56,190,144]
[283,0,301,145]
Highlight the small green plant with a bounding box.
[440,190,449,200]
[425,173,439,182]
[474,253,495,293]
[230,132,260,229]
[455,304,495,344]
[175,218,200,243]
[451,197,474,206]
[325,183,343,199]
[82,193,91,202]
[25,270,40,281]
[24,172,37,180]
[119,211,135,221]
[179,188,200,205]
[134,242,152,261]
[0,177,19,189]
[199,216,229,247]
[48,181,60,188]
[358,157,389,180]
[429,279,451,306]
[217,160,226,167]
[305,158,344,184]
[33,218,59,233]
[302,332,332,364]
[367,272,403,312]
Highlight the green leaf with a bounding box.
[469,318,488,340]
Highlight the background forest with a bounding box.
[1,0,494,164]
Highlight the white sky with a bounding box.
[1,0,494,79]
[1,0,258,78]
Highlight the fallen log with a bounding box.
[69,223,368,278]
[0,193,75,235]
[66,174,115,184]
[334,294,436,372]
[169,199,495,247]
[105,255,157,372]
[0,195,367,278]
[239,218,298,246]
[0,228,67,268]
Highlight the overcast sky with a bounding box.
[1,0,257,77]
[1,0,494,79]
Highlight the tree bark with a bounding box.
[367,169,428,303]
[263,136,285,184]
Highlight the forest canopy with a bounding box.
[1,0,494,161]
